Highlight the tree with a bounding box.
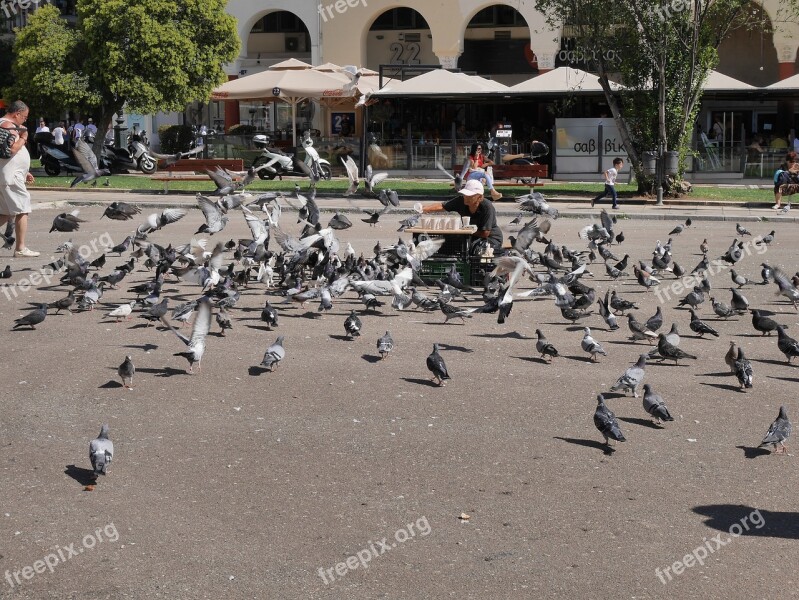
[535,0,749,193]
[4,0,239,152]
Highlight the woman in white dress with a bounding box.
[0,100,39,257]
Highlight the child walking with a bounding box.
[592,157,624,209]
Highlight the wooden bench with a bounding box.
[452,163,548,188]
[151,159,245,193]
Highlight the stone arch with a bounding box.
[363,7,435,73]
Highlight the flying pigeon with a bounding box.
[594,394,625,446]
[118,355,135,389]
[50,210,85,233]
[260,335,285,372]
[70,138,110,187]
[759,406,792,454]
[426,343,450,386]
[89,424,113,478]
[161,300,211,373]
[610,354,647,397]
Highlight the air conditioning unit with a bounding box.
[404,33,421,42]
[285,37,299,52]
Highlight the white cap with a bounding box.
[457,179,484,197]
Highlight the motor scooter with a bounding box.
[36,131,111,176]
[251,134,332,180]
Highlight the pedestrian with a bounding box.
[86,117,98,139]
[52,121,67,148]
[591,157,624,210]
[35,119,49,134]
[0,100,39,257]
[418,179,503,255]
[773,152,799,210]
[466,142,502,201]
[711,116,724,141]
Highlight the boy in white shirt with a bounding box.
[591,157,623,209]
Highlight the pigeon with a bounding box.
[70,138,110,187]
[773,267,799,309]
[581,327,608,362]
[426,343,450,386]
[50,210,85,233]
[627,313,657,343]
[344,310,362,338]
[140,298,168,325]
[710,296,735,319]
[699,239,709,254]
[759,406,792,454]
[216,307,232,336]
[0,265,10,279]
[597,292,619,330]
[89,253,106,270]
[750,309,783,336]
[642,384,674,424]
[108,235,134,255]
[50,289,76,314]
[260,336,285,372]
[730,269,749,288]
[162,300,211,373]
[89,424,114,478]
[118,355,135,389]
[730,288,749,313]
[108,301,136,322]
[725,341,739,373]
[438,299,475,324]
[656,333,697,364]
[535,329,559,362]
[327,212,352,230]
[688,309,719,337]
[678,286,704,309]
[12,303,47,330]
[609,290,637,314]
[645,306,663,332]
[594,394,625,446]
[196,196,229,235]
[136,209,189,236]
[780,203,791,214]
[668,223,684,235]
[610,354,647,397]
[102,201,141,221]
[776,325,799,363]
[377,331,394,360]
[734,347,754,390]
[261,301,278,329]
[672,263,685,278]
[735,223,752,236]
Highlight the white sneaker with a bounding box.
[14,247,40,257]
[772,204,781,210]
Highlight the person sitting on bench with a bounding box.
[466,142,502,201]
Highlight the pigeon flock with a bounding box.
[4,187,798,487]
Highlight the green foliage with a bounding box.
[0,38,14,92]
[4,0,239,144]
[157,124,194,153]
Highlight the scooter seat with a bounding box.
[45,147,71,161]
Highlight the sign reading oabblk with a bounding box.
[554,118,630,178]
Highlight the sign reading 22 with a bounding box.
[389,42,421,65]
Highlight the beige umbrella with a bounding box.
[371,69,508,98]
[212,61,354,145]
[508,67,625,95]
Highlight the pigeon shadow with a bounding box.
[470,331,527,339]
[99,380,124,389]
[248,365,273,376]
[64,464,96,486]
[564,354,594,363]
[618,416,663,429]
[699,371,734,377]
[754,358,794,367]
[600,392,629,400]
[329,334,354,341]
[735,445,771,459]
[361,354,382,364]
[692,505,799,539]
[607,339,647,347]
[699,381,743,393]
[401,377,441,388]
[438,343,474,353]
[553,436,615,455]
[136,366,185,378]
[512,355,545,364]
[123,343,158,352]
[245,324,278,332]
[127,322,160,330]
[766,375,799,384]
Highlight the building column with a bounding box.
[224,75,239,133]
[437,54,461,70]
[775,40,798,80]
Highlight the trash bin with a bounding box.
[664,151,679,175]
[642,151,657,175]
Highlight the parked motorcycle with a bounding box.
[122,125,157,174]
[36,131,111,177]
[251,134,332,180]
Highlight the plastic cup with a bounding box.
[462,216,471,228]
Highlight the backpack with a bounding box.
[774,169,788,185]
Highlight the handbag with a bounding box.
[0,126,15,159]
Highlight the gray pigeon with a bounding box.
[581,327,607,362]
[710,297,735,319]
[12,303,48,330]
[426,343,450,386]
[89,424,114,478]
[734,347,753,390]
[535,329,559,362]
[644,306,663,332]
[656,333,697,364]
[688,309,719,337]
[730,288,749,313]
[750,309,782,336]
[594,394,626,446]
[758,406,791,454]
[344,310,362,338]
[776,325,799,363]
[162,300,211,373]
[627,313,657,343]
[118,355,135,389]
[261,301,278,329]
[260,335,285,371]
[642,384,674,424]
[377,331,394,359]
[610,354,647,397]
